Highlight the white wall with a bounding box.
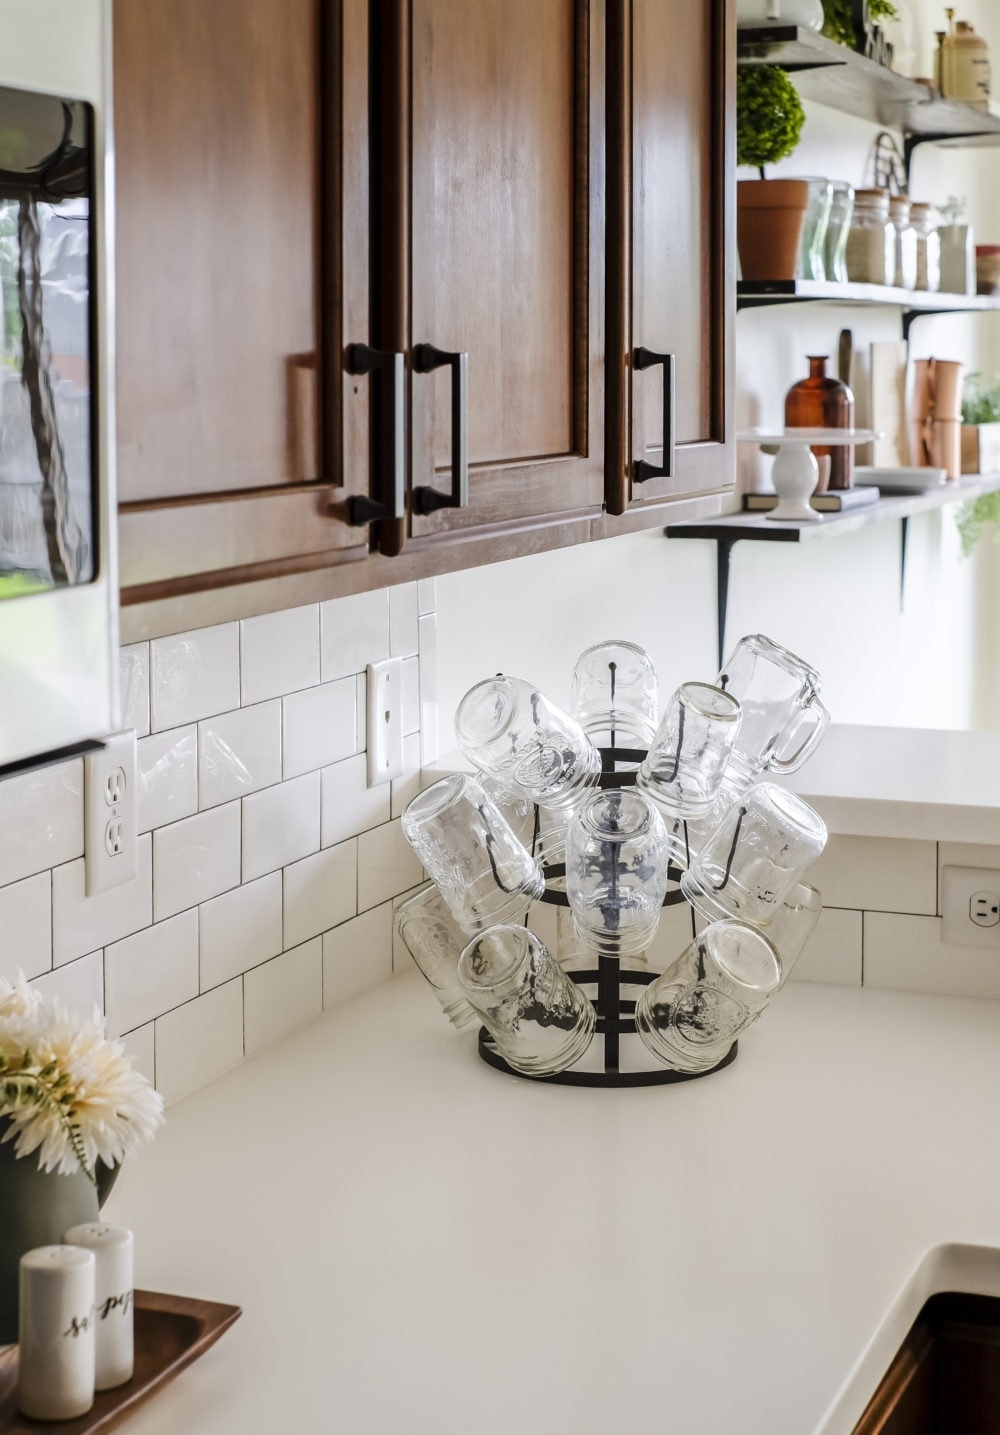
[438,8,1000,739]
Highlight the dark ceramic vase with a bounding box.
[0,1124,119,1343]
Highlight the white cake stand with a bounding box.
[736,428,880,522]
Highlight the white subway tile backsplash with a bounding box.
[418,612,438,765]
[104,909,199,1038]
[32,951,104,1020]
[321,589,390,680]
[119,1023,155,1089]
[417,577,437,616]
[137,727,198,834]
[0,761,83,885]
[282,680,357,780]
[863,911,1000,1001]
[357,820,423,912]
[150,624,240,732]
[787,907,863,987]
[390,734,422,821]
[283,841,357,950]
[241,606,320,705]
[321,754,390,847]
[244,939,323,1056]
[324,905,393,1006]
[389,583,420,658]
[52,836,153,966]
[242,771,320,881]
[198,702,282,809]
[119,644,150,738]
[200,872,283,991]
[809,835,937,916]
[155,980,244,1105]
[402,656,420,736]
[153,803,242,921]
[0,872,52,982]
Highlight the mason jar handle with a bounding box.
[412,343,469,515]
[344,343,405,526]
[767,696,831,774]
[633,346,675,484]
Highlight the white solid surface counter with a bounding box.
[104,972,1000,1435]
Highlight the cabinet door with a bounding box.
[605,0,735,515]
[114,0,373,607]
[370,0,605,557]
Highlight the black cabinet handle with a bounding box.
[633,347,675,484]
[411,343,469,515]
[344,343,405,526]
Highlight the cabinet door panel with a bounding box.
[395,0,604,546]
[606,0,735,514]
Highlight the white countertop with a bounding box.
[104,972,1000,1435]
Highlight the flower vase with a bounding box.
[0,1123,118,1344]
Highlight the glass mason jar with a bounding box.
[911,203,941,292]
[823,181,854,284]
[845,188,894,286]
[796,177,834,281]
[566,787,670,961]
[889,194,917,292]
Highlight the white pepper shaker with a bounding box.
[63,1224,134,1389]
[18,1245,96,1421]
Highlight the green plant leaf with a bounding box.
[736,66,805,171]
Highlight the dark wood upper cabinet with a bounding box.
[605,0,735,515]
[369,0,607,557]
[114,0,373,609]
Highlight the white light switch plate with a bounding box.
[84,730,138,895]
[366,658,404,786]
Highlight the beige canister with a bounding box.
[940,17,991,108]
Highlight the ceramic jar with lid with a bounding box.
[911,203,941,292]
[845,189,894,286]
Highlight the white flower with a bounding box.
[0,973,164,1179]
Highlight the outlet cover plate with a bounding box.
[85,730,138,896]
[941,865,1000,949]
[366,658,404,786]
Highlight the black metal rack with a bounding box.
[475,746,739,1088]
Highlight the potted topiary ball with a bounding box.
[737,65,809,282]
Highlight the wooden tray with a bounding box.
[0,1289,241,1433]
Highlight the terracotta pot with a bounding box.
[737,179,810,282]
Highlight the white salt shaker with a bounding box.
[63,1224,135,1389]
[18,1245,96,1421]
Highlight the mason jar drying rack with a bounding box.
[475,740,740,1089]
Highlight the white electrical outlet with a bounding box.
[366,658,404,786]
[941,865,1000,949]
[84,730,138,896]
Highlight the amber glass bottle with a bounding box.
[784,355,855,490]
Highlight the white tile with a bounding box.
[137,727,198,833]
[0,760,83,886]
[808,835,937,916]
[119,644,150,738]
[402,657,420,736]
[200,872,283,991]
[241,606,320,705]
[418,612,438,765]
[31,951,104,1020]
[389,583,420,658]
[150,624,240,732]
[282,680,357,780]
[357,819,424,912]
[863,910,1000,1001]
[356,672,367,751]
[242,771,320,882]
[119,1022,155,1088]
[199,702,282,809]
[321,589,390,681]
[417,578,437,616]
[323,906,393,1006]
[283,841,357,950]
[153,802,242,921]
[52,835,153,966]
[0,872,51,982]
[321,754,390,847]
[787,907,863,986]
[155,980,244,1105]
[391,734,422,821]
[104,909,199,1038]
[244,939,323,1056]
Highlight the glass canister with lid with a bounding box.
[823,181,854,284]
[845,188,894,286]
[911,203,941,292]
[889,194,918,291]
